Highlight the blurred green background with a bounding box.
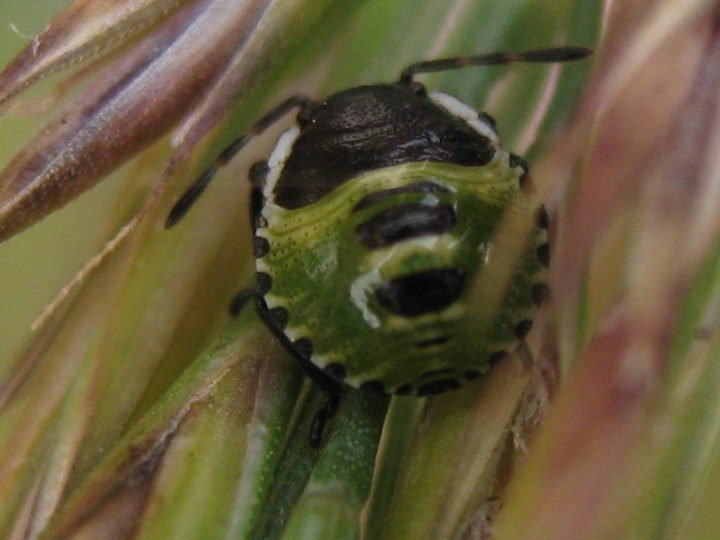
[0,0,123,375]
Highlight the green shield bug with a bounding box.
[166,46,591,447]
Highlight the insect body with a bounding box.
[166,46,591,446]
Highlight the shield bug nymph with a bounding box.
[166,46,591,447]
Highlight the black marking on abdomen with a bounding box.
[352,181,450,213]
[357,203,456,249]
[253,236,270,258]
[375,268,465,317]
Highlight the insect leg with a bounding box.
[308,393,340,449]
[228,287,257,316]
[165,94,314,228]
[254,296,342,448]
[229,287,342,448]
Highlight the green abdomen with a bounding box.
[255,158,547,395]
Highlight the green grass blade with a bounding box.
[281,390,389,540]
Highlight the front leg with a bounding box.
[229,288,343,449]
